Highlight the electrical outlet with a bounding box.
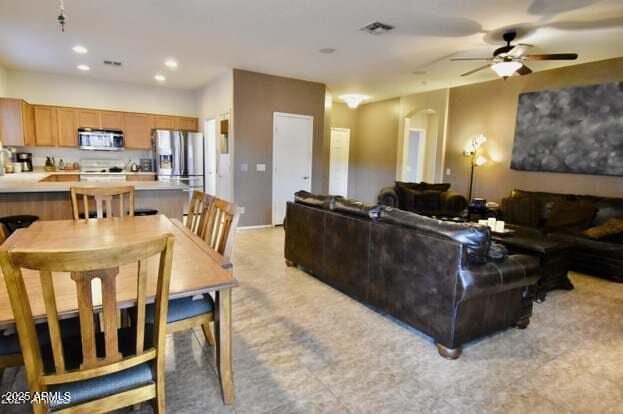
[240,163,248,172]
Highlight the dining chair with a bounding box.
[145,197,239,348]
[0,234,175,413]
[184,190,206,233]
[70,186,136,221]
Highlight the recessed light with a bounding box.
[164,59,178,69]
[72,45,88,54]
[77,64,90,71]
[319,48,336,54]
[154,74,166,82]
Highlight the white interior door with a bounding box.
[403,128,426,182]
[204,119,217,195]
[217,154,232,202]
[329,127,350,197]
[273,112,313,225]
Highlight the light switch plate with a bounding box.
[239,206,245,214]
[240,163,248,172]
[256,163,266,172]
[446,168,451,176]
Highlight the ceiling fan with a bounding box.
[451,31,578,78]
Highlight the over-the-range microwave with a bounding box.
[78,128,124,151]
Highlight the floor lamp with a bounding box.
[464,134,488,202]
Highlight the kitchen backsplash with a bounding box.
[14,146,152,168]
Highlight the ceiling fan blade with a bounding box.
[524,53,578,61]
[450,58,493,61]
[508,44,532,58]
[516,65,533,75]
[460,64,491,77]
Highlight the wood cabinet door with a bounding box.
[0,98,25,146]
[154,116,176,130]
[76,109,101,128]
[34,105,58,146]
[54,174,80,182]
[101,111,123,130]
[23,102,35,146]
[176,117,198,131]
[123,113,154,149]
[57,108,78,147]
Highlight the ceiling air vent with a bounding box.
[103,60,122,67]
[361,21,394,35]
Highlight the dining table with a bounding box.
[0,214,238,404]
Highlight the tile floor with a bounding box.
[2,227,622,413]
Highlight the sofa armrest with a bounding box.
[440,191,468,214]
[457,254,539,302]
[378,187,398,207]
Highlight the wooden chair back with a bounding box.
[196,193,216,240]
[184,190,205,233]
[0,223,6,245]
[70,186,136,221]
[0,234,175,409]
[200,198,239,258]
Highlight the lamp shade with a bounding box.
[475,155,487,166]
[491,61,522,77]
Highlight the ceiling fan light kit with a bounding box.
[452,31,578,79]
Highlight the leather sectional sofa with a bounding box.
[285,192,539,358]
[378,181,468,217]
[500,189,623,282]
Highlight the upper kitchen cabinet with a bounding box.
[76,109,101,128]
[33,105,58,146]
[0,98,35,146]
[123,113,154,149]
[57,107,78,147]
[176,117,198,131]
[154,115,176,130]
[100,111,123,130]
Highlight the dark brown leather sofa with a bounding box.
[285,192,539,359]
[378,182,468,217]
[500,189,623,282]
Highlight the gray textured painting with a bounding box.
[511,82,623,176]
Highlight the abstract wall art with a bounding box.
[511,82,623,176]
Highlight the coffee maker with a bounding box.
[16,152,33,172]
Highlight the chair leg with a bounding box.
[202,322,215,346]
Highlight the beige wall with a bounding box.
[350,98,401,203]
[5,70,198,116]
[232,69,326,226]
[0,64,7,97]
[445,57,623,202]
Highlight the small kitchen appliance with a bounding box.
[16,152,33,172]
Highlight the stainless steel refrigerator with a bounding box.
[153,130,204,200]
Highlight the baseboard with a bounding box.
[237,224,274,231]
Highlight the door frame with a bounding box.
[272,112,314,226]
[329,127,350,197]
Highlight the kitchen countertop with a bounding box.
[0,171,189,193]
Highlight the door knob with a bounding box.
[303,176,310,180]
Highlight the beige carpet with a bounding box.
[2,227,622,413]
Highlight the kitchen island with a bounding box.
[0,171,189,220]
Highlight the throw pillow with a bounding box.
[582,218,623,240]
[544,200,597,231]
[501,195,541,227]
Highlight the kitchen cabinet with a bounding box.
[154,116,176,130]
[127,174,156,181]
[40,174,80,182]
[176,117,198,131]
[33,105,58,146]
[76,109,101,128]
[57,108,78,147]
[100,111,123,130]
[0,98,35,146]
[123,113,154,149]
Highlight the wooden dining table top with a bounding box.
[0,214,238,329]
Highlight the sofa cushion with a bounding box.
[413,190,442,212]
[294,191,341,209]
[377,207,491,264]
[332,198,377,218]
[582,218,623,240]
[544,200,597,231]
[501,194,541,227]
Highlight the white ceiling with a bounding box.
[1,0,623,102]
